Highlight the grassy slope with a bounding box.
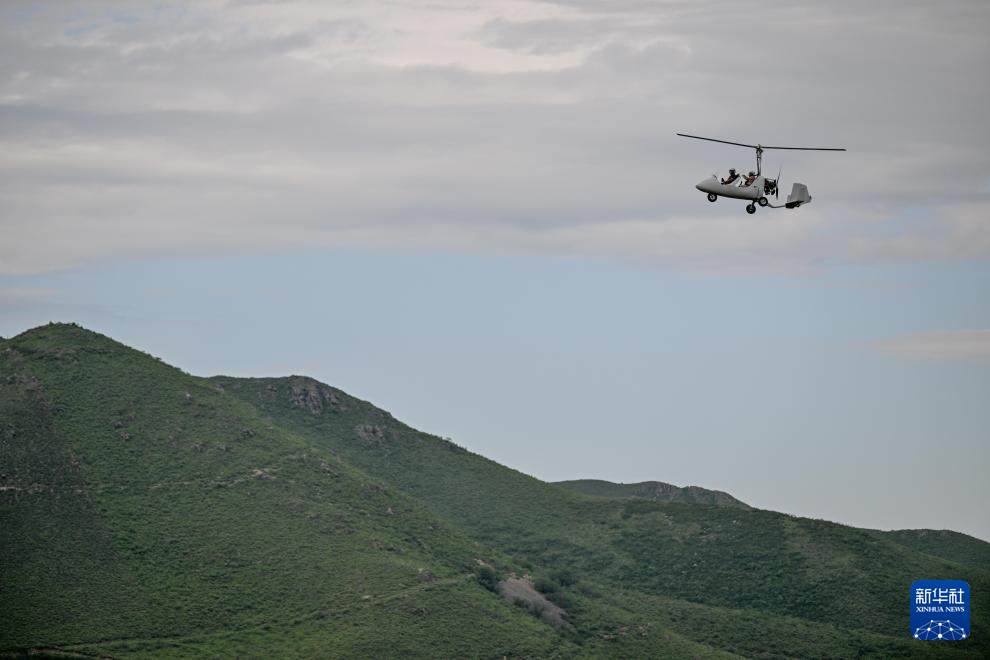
[217,373,990,658]
[3,324,623,658]
[876,529,990,572]
[0,348,146,646]
[553,478,750,508]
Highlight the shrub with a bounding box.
[551,568,577,587]
[533,576,560,595]
[476,565,499,592]
[547,591,573,609]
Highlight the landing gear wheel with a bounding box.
[758,196,768,207]
[707,193,718,202]
[746,203,756,215]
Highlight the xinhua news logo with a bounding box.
[911,580,970,641]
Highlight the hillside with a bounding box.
[0,324,590,658]
[1,323,987,658]
[215,376,990,656]
[876,529,990,572]
[553,478,750,509]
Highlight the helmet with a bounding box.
[729,168,736,174]
[748,171,756,176]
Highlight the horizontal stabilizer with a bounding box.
[785,183,812,208]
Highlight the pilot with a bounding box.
[743,171,757,186]
[721,168,739,185]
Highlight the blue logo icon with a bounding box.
[911,580,969,641]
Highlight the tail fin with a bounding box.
[785,183,812,208]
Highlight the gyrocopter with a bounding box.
[677,133,845,214]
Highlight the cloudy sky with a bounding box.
[2,1,989,540]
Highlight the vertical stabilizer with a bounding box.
[785,183,812,208]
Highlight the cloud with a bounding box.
[846,201,990,263]
[1,0,989,275]
[874,330,990,362]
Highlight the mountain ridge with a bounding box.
[553,478,751,509]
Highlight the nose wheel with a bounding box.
[707,193,718,202]
[746,203,756,214]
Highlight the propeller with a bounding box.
[775,166,781,199]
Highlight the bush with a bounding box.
[476,565,499,592]
[533,576,560,595]
[551,568,577,587]
[547,591,573,609]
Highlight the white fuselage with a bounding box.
[696,174,764,201]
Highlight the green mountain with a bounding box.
[213,373,990,658]
[0,324,580,658]
[2,323,988,658]
[875,529,990,572]
[553,479,751,509]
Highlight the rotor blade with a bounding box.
[760,145,846,151]
[676,133,759,149]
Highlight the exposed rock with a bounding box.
[355,424,388,447]
[498,577,574,631]
[289,378,347,415]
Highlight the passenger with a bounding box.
[721,168,739,185]
[742,171,757,186]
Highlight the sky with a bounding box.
[1,1,989,541]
